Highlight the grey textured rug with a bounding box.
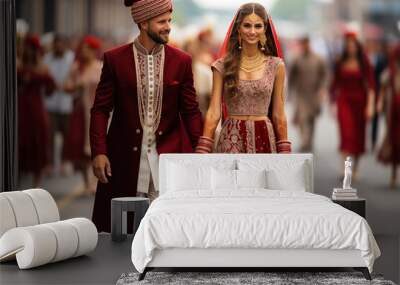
[116,272,396,285]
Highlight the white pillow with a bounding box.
[167,162,212,191]
[236,169,267,189]
[266,165,306,191]
[238,159,308,191]
[212,168,237,190]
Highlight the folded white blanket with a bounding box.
[131,190,381,273]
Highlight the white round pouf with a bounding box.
[0,191,39,227]
[0,189,98,269]
[65,218,98,257]
[0,226,57,269]
[0,218,98,269]
[23,189,60,223]
[0,189,59,238]
[0,196,17,237]
[42,221,79,262]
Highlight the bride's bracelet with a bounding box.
[276,140,292,153]
[195,136,214,153]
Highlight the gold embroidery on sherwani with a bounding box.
[133,41,165,139]
[133,39,165,195]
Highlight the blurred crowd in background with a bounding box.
[15,0,400,191]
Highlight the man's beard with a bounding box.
[147,29,169,44]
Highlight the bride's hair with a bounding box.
[223,3,278,97]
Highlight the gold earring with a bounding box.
[238,33,242,50]
[260,33,266,51]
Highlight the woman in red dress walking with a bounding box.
[377,45,400,188]
[330,32,375,180]
[18,35,55,187]
[64,36,102,194]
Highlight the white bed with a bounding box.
[131,154,380,280]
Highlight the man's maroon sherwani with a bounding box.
[90,42,203,232]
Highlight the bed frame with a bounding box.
[140,248,370,280]
[138,154,371,281]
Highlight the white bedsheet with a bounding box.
[131,190,380,273]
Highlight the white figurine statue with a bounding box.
[343,156,353,189]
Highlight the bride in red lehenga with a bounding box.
[330,32,375,180]
[195,3,291,154]
[377,45,400,189]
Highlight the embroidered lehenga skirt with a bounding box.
[216,118,277,153]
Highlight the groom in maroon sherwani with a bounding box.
[90,0,203,232]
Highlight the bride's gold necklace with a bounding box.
[240,52,266,73]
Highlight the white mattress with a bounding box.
[131,190,380,273]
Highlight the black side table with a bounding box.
[111,197,149,242]
[332,198,366,218]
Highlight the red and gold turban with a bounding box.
[124,0,173,24]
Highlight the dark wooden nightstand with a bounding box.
[332,198,366,218]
